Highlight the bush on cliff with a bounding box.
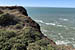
[0,26,56,50]
[27,38,55,50]
[0,13,19,26]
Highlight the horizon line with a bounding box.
[25,6,75,8]
[0,5,75,8]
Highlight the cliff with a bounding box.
[0,6,74,50]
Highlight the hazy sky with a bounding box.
[0,0,75,7]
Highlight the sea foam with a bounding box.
[45,23,56,26]
[57,25,63,27]
[58,33,64,39]
[56,40,71,45]
[59,18,69,21]
[34,20,44,23]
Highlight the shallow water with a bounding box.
[26,7,75,47]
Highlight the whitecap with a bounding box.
[56,40,71,45]
[70,27,75,29]
[59,18,69,21]
[43,34,47,36]
[63,26,67,27]
[68,38,75,41]
[60,36,64,39]
[45,23,56,26]
[58,33,64,39]
[57,25,63,27]
[58,33,61,35]
[71,38,75,40]
[64,27,70,30]
[72,44,75,48]
[56,24,68,29]
[41,29,48,32]
[34,20,44,23]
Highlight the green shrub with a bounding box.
[27,43,55,50]
[47,44,55,50]
[11,43,26,50]
[0,10,57,50]
[1,42,12,50]
[36,38,50,46]
[0,30,16,38]
[27,43,41,50]
[15,24,23,29]
[0,13,19,26]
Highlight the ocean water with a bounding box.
[26,7,75,47]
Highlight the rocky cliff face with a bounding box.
[0,6,74,50]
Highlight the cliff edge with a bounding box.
[0,6,74,50]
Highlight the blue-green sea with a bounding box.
[26,7,75,47]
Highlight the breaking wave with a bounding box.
[59,18,69,21]
[35,19,67,28]
[45,23,56,26]
[34,20,44,23]
[56,40,71,45]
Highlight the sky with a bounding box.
[0,0,75,8]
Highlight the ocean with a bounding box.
[26,7,75,47]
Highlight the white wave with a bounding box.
[70,27,75,29]
[58,33,61,35]
[71,38,75,40]
[59,18,69,21]
[57,25,63,27]
[56,40,71,45]
[73,44,75,48]
[58,33,64,39]
[34,20,44,23]
[56,24,68,29]
[41,29,49,36]
[60,36,64,39]
[68,38,75,41]
[45,23,56,26]
[43,34,47,36]
[41,29,48,32]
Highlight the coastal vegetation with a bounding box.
[0,6,56,50]
[0,6,74,50]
